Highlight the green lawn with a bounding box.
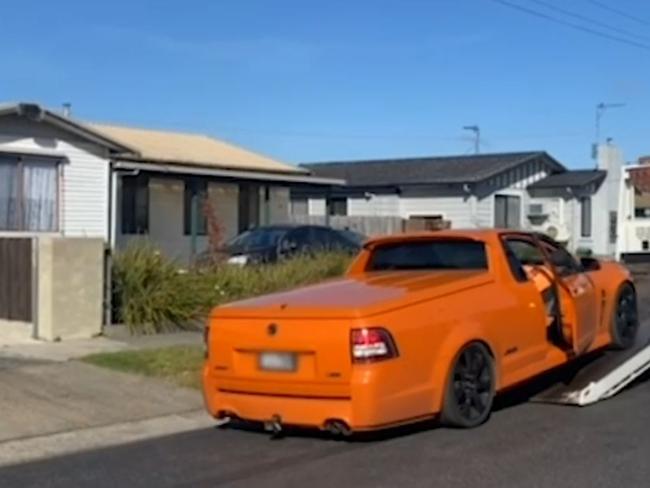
[81,345,205,389]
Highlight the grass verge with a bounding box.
[81,346,205,389]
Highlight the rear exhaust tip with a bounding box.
[264,414,283,437]
[324,419,352,437]
[215,410,236,427]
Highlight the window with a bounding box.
[0,154,59,232]
[494,195,521,229]
[290,198,308,216]
[580,196,592,237]
[505,238,545,266]
[367,239,488,271]
[539,236,582,277]
[327,197,347,216]
[238,183,260,232]
[226,227,290,252]
[121,175,149,234]
[184,179,208,235]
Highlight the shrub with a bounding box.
[112,242,212,335]
[112,243,353,335]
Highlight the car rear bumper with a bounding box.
[202,365,438,432]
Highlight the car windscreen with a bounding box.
[367,239,488,271]
[226,228,289,252]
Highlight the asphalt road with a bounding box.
[2,272,649,488]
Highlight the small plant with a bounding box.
[200,197,228,266]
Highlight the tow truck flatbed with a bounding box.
[531,324,650,405]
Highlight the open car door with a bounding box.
[539,238,599,356]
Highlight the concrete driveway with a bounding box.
[0,359,203,443]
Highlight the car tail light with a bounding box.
[351,328,398,363]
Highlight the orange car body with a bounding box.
[202,229,634,432]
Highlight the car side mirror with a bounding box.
[580,257,601,272]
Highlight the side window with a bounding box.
[543,242,581,277]
[502,238,545,282]
[287,227,313,251]
[506,239,545,265]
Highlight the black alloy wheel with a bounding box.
[441,342,495,428]
[611,283,639,350]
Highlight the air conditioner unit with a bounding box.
[527,203,547,216]
[544,223,571,243]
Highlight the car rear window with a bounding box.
[367,239,488,271]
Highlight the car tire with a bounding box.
[440,342,495,429]
[610,283,639,350]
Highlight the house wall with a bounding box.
[473,163,550,229]
[268,187,290,223]
[399,192,474,227]
[0,115,111,240]
[117,178,290,263]
[399,162,550,229]
[348,194,400,216]
[298,159,554,231]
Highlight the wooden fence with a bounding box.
[288,215,405,236]
[0,238,33,322]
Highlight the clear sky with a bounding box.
[2,0,649,168]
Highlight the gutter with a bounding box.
[112,160,346,186]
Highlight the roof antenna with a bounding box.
[463,125,480,154]
[593,102,624,159]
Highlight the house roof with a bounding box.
[0,102,310,177]
[301,151,564,187]
[90,123,307,175]
[0,103,133,153]
[528,169,607,189]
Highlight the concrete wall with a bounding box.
[37,237,104,341]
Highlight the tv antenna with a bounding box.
[463,125,481,154]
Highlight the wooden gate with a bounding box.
[0,238,33,322]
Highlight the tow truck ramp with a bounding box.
[531,326,650,406]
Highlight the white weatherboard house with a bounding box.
[0,103,340,262]
[293,144,624,256]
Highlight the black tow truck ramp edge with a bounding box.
[530,324,650,406]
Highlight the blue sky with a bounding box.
[2,0,649,168]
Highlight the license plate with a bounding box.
[258,352,297,372]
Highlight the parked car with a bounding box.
[202,229,638,433]
[223,224,364,265]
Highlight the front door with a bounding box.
[539,237,599,355]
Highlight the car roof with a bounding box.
[242,224,341,232]
[363,228,527,247]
